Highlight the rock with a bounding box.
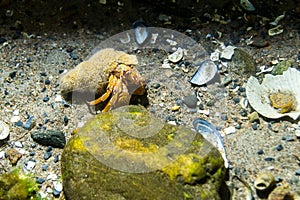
[271,60,292,75]
[61,105,227,200]
[0,169,39,200]
[31,130,66,148]
[230,48,256,78]
[6,148,22,165]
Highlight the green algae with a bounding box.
[230,48,256,77]
[62,105,227,200]
[271,60,292,75]
[0,169,39,200]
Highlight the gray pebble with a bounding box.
[252,122,258,130]
[44,151,52,160]
[31,130,66,148]
[23,116,35,130]
[183,94,197,109]
[36,177,45,184]
[276,144,283,151]
[295,169,300,176]
[42,164,48,171]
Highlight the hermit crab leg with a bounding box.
[87,75,118,106]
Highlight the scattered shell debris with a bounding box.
[133,20,150,46]
[168,47,183,63]
[246,68,300,120]
[240,0,255,11]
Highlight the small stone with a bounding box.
[26,160,36,170]
[29,151,35,156]
[282,135,295,142]
[63,115,68,125]
[14,141,23,148]
[0,151,5,159]
[248,111,259,123]
[295,170,300,176]
[10,115,21,123]
[252,122,258,130]
[7,148,22,165]
[46,146,53,152]
[171,105,180,111]
[42,164,49,171]
[54,155,59,163]
[45,79,51,85]
[43,96,50,102]
[36,177,45,184]
[53,181,63,197]
[264,157,275,162]
[257,149,264,155]
[55,95,62,102]
[223,126,236,135]
[233,97,240,104]
[23,116,35,130]
[44,152,52,160]
[295,129,300,138]
[235,124,241,129]
[276,144,283,151]
[183,94,197,109]
[31,130,66,148]
[221,114,228,121]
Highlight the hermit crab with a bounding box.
[60,48,146,112]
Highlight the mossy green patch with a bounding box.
[0,169,39,200]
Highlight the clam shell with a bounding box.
[0,120,9,140]
[133,20,150,46]
[246,68,300,120]
[190,60,218,86]
[193,118,229,168]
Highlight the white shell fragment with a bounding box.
[190,60,218,86]
[240,0,255,11]
[220,45,236,60]
[0,120,9,140]
[246,68,300,120]
[168,47,183,63]
[268,25,284,36]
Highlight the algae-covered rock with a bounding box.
[0,169,39,200]
[230,48,256,77]
[271,60,292,75]
[61,105,227,200]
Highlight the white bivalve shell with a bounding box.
[190,60,218,86]
[246,68,300,120]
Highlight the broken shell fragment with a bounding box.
[246,68,300,120]
[190,60,218,86]
[0,120,9,140]
[220,45,236,60]
[133,20,150,46]
[254,172,276,197]
[168,47,183,63]
[268,25,284,36]
[193,118,229,168]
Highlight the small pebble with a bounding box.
[44,151,52,160]
[257,149,264,155]
[183,94,197,109]
[0,151,5,159]
[14,141,23,148]
[235,124,241,129]
[295,170,300,176]
[233,97,240,104]
[10,115,21,123]
[63,115,69,125]
[264,157,275,162]
[221,114,228,121]
[46,146,53,152]
[54,155,59,163]
[45,79,50,85]
[223,126,236,135]
[282,135,295,142]
[26,160,36,170]
[41,87,46,92]
[29,151,35,156]
[42,164,49,171]
[23,116,35,130]
[252,122,258,130]
[276,144,283,151]
[36,177,45,184]
[43,96,50,102]
[53,181,63,197]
